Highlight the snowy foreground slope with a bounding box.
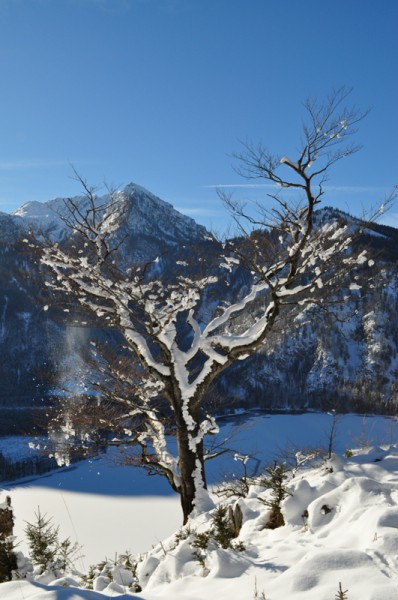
[1,413,398,599]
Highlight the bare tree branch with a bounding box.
[34,89,391,524]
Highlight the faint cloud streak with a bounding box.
[204,183,391,194]
[176,206,224,217]
[203,183,276,190]
[324,185,391,194]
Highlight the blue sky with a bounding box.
[0,0,396,232]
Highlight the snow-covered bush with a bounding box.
[81,552,141,593]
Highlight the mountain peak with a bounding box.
[119,182,207,243]
[122,181,158,198]
[8,182,207,248]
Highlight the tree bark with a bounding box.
[0,496,16,583]
[175,412,206,525]
[0,497,13,540]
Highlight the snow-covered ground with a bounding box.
[1,412,398,599]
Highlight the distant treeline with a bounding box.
[0,451,59,483]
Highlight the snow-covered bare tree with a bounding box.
[35,88,386,523]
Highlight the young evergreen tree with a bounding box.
[24,509,59,572]
[258,461,291,529]
[335,581,349,599]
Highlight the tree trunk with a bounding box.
[0,496,17,583]
[0,496,13,540]
[175,417,207,525]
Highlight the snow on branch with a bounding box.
[34,91,380,523]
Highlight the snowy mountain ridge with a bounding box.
[0,184,397,415]
[0,183,210,412]
[9,183,207,247]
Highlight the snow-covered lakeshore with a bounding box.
[1,412,398,599]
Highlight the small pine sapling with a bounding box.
[173,524,193,546]
[24,508,82,574]
[212,504,245,550]
[335,581,349,599]
[56,537,82,572]
[82,560,112,589]
[24,509,59,572]
[81,565,96,589]
[95,560,113,582]
[190,502,245,567]
[118,550,135,571]
[118,551,142,592]
[212,505,236,549]
[258,461,291,529]
[191,532,210,568]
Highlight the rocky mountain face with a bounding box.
[204,208,398,415]
[215,214,398,414]
[0,184,207,409]
[0,184,397,425]
[218,272,398,414]
[0,216,53,407]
